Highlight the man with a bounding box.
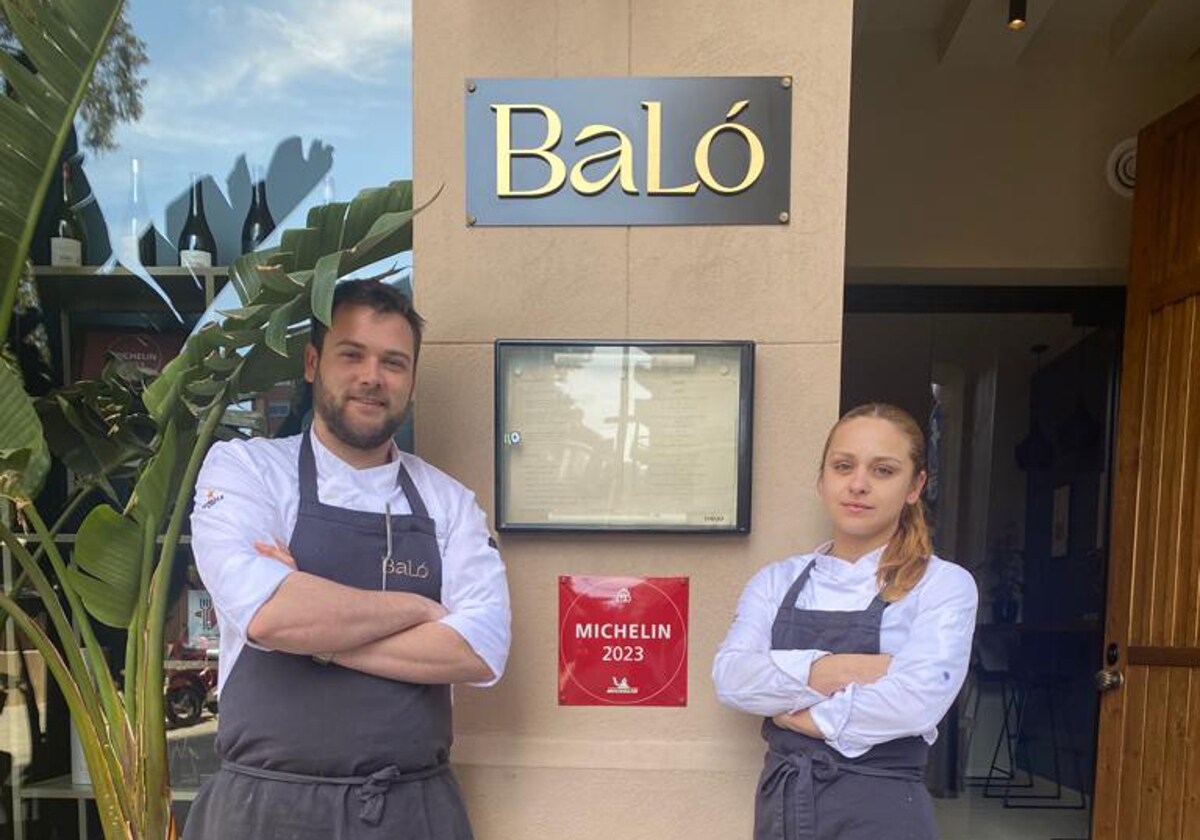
[184,279,511,839]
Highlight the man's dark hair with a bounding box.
[310,279,425,361]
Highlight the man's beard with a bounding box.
[313,374,409,452]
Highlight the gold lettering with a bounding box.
[641,101,699,196]
[694,100,765,195]
[569,124,638,195]
[492,104,567,197]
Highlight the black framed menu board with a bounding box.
[494,340,754,533]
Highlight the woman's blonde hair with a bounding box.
[821,403,932,602]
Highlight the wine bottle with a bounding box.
[177,173,217,268]
[140,223,159,266]
[240,165,275,254]
[118,157,157,266]
[50,160,86,267]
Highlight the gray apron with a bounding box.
[754,560,937,840]
[183,432,474,840]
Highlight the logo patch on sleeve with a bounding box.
[200,488,225,510]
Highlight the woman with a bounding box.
[713,403,977,840]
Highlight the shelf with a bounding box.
[20,775,201,802]
[31,267,228,278]
[32,267,229,315]
[15,534,191,546]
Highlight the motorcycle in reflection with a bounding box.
[164,641,218,727]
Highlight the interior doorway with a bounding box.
[841,284,1124,840]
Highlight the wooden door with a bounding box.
[1093,92,1200,840]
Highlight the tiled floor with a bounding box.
[935,784,1091,840]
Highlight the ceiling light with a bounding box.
[1008,0,1027,31]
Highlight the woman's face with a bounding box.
[818,416,926,558]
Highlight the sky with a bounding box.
[82,0,413,262]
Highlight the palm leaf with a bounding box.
[0,0,126,339]
[0,356,49,501]
[70,503,141,627]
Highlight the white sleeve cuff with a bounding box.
[226,563,295,648]
[768,649,829,684]
[808,685,862,755]
[440,612,508,688]
[769,649,831,709]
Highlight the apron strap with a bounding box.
[864,594,889,616]
[780,561,817,611]
[395,460,430,519]
[760,748,924,840]
[221,759,449,826]
[298,429,321,504]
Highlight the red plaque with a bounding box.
[76,329,184,380]
[558,575,688,706]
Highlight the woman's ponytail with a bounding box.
[877,496,932,602]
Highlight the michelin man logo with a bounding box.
[606,676,638,696]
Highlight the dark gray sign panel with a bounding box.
[465,77,791,226]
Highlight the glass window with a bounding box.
[3,3,412,836]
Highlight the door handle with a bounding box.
[1094,669,1124,693]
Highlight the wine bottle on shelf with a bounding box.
[49,160,87,267]
[118,157,157,267]
[240,165,275,254]
[177,172,217,268]
[140,223,159,266]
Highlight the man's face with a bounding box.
[304,304,416,453]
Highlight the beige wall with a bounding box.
[847,33,1200,276]
[413,2,853,838]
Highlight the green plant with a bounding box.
[1,9,430,837]
[1,179,426,839]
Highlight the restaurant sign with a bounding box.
[466,77,791,226]
[559,575,689,706]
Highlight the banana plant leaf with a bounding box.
[35,360,157,482]
[241,180,428,329]
[69,503,141,628]
[0,0,126,339]
[0,357,49,501]
[126,417,181,530]
[237,330,309,395]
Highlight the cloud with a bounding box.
[245,0,411,88]
[119,0,411,153]
[127,0,410,122]
[164,0,411,107]
[124,100,275,150]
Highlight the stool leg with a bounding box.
[975,682,1009,792]
[1003,681,1089,810]
[985,681,1034,797]
[967,679,1019,789]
